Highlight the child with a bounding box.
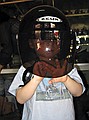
[9,5,85,120]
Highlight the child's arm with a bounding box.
[49,75,83,97]
[16,75,43,104]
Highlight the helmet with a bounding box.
[18,5,76,78]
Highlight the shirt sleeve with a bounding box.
[68,67,85,93]
[8,66,26,96]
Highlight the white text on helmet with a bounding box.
[36,16,62,22]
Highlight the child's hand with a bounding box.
[33,59,67,78]
[48,75,68,84]
[42,59,67,78]
[33,61,47,77]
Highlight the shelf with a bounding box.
[1,68,18,74]
[0,63,89,74]
[0,0,33,5]
[66,13,89,17]
[74,63,89,71]
[77,35,89,39]
[76,44,89,46]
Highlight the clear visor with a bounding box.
[22,21,73,80]
[31,22,61,40]
[34,30,60,41]
[27,23,72,78]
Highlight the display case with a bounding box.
[63,9,89,95]
[63,8,89,69]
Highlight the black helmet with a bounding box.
[18,5,76,78]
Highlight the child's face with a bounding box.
[32,39,60,60]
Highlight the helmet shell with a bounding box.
[18,5,76,77]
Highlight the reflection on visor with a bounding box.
[33,23,61,40]
[35,30,60,40]
[35,23,56,29]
